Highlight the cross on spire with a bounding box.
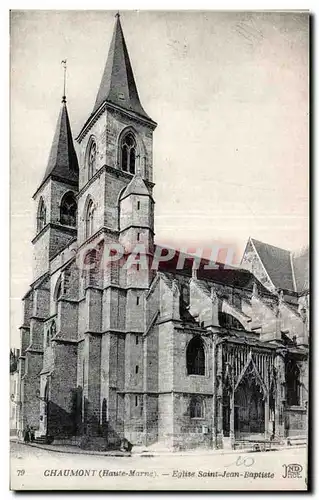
[61,59,67,103]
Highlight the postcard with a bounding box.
[10,10,309,491]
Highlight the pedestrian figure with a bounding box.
[30,427,35,443]
[24,425,30,443]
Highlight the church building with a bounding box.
[17,14,309,451]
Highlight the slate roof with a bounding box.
[292,247,309,293]
[120,171,151,201]
[92,15,153,122]
[251,238,295,291]
[40,102,79,190]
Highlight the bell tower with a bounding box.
[75,13,157,250]
[32,94,79,281]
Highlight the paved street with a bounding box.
[10,441,308,491]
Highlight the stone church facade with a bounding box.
[16,15,309,451]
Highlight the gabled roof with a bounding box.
[120,171,151,201]
[39,101,79,191]
[92,15,152,122]
[251,238,295,291]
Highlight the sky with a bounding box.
[10,10,309,347]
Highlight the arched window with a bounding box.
[187,336,205,375]
[50,320,56,338]
[37,197,46,233]
[60,192,77,227]
[87,140,97,180]
[190,396,204,419]
[286,359,300,406]
[120,132,137,174]
[85,199,95,239]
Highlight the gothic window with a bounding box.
[190,396,204,419]
[85,199,95,239]
[120,132,137,174]
[88,140,97,179]
[37,197,46,233]
[60,192,77,226]
[286,359,300,406]
[187,336,205,376]
[50,320,56,338]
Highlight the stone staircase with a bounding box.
[34,435,49,444]
[287,435,307,446]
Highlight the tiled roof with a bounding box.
[251,238,295,291]
[92,15,152,122]
[40,102,79,189]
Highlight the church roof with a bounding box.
[39,101,79,191]
[92,15,152,122]
[292,246,309,293]
[251,238,295,291]
[120,171,151,201]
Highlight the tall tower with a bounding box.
[75,13,157,441]
[76,13,157,249]
[19,91,79,436]
[32,96,79,280]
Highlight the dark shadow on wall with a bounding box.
[45,387,122,449]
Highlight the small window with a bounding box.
[136,264,140,272]
[135,335,139,345]
[135,365,139,374]
[88,140,97,179]
[37,198,46,233]
[136,296,140,306]
[85,199,95,239]
[135,395,138,406]
[190,396,204,419]
[137,232,140,241]
[137,201,140,210]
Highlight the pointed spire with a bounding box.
[92,14,152,121]
[120,170,152,201]
[39,101,79,190]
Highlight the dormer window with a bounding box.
[121,132,136,174]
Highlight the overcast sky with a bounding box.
[10,10,309,346]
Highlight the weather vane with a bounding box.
[61,59,67,103]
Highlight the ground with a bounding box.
[10,441,308,491]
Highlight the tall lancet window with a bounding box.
[85,199,95,239]
[187,336,205,376]
[121,133,136,174]
[37,197,46,233]
[88,140,97,180]
[60,192,77,227]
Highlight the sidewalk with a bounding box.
[11,439,131,457]
[11,438,306,458]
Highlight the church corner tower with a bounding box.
[32,97,79,281]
